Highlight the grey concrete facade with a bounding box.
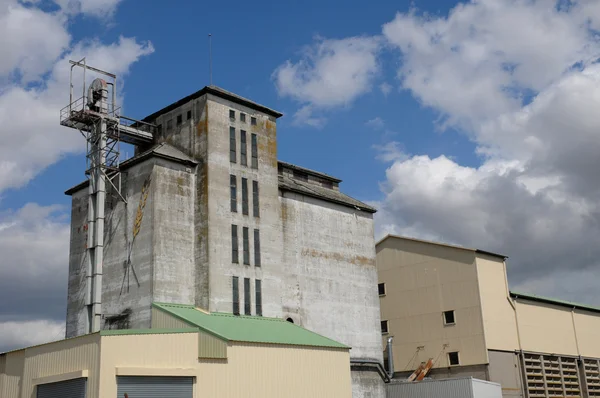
[65,86,384,397]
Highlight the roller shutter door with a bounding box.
[37,377,87,398]
[116,376,193,398]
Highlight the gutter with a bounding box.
[350,359,391,383]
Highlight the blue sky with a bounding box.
[2,0,600,351]
[2,0,475,211]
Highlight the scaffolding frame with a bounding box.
[60,59,155,334]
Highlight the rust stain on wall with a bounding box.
[196,103,208,137]
[176,176,185,196]
[301,248,374,267]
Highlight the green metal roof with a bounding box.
[152,303,349,349]
[510,291,600,314]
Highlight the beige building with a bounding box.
[0,303,352,398]
[377,234,600,398]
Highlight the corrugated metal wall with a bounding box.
[198,331,227,359]
[0,350,25,398]
[100,334,352,398]
[151,307,193,329]
[21,334,100,398]
[387,377,502,398]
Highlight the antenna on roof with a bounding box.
[208,33,213,86]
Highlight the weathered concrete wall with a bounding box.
[202,95,283,317]
[66,158,196,335]
[281,192,383,397]
[66,189,89,337]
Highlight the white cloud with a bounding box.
[273,35,381,126]
[373,141,406,163]
[0,320,66,353]
[366,116,385,129]
[0,203,70,353]
[0,1,154,193]
[380,82,392,96]
[377,0,600,303]
[55,0,123,18]
[0,1,152,352]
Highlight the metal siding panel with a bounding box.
[151,308,192,329]
[387,377,503,398]
[1,350,24,398]
[21,334,100,398]
[198,331,227,359]
[37,377,87,398]
[116,376,193,398]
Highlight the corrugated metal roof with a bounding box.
[376,234,507,259]
[152,303,349,349]
[510,291,600,314]
[279,174,376,213]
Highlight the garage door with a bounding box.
[116,376,193,398]
[37,377,87,398]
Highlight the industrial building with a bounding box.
[0,302,352,398]
[377,234,600,398]
[58,61,385,398]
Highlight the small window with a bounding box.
[230,127,236,163]
[230,175,237,212]
[232,276,240,315]
[243,227,250,265]
[230,110,235,120]
[176,114,182,125]
[241,178,248,215]
[381,320,389,334]
[167,119,173,131]
[231,225,238,263]
[244,277,251,315]
[448,352,460,366]
[240,130,247,166]
[251,133,258,169]
[254,229,260,267]
[255,279,262,316]
[378,283,386,296]
[252,180,259,217]
[444,310,455,325]
[240,113,246,123]
[157,124,162,135]
[187,110,192,120]
[293,170,308,182]
[251,116,257,125]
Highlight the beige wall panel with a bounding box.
[573,310,600,358]
[476,256,519,351]
[151,307,193,329]
[197,332,227,359]
[100,333,352,398]
[377,239,487,370]
[516,300,578,356]
[99,332,199,398]
[20,334,100,398]
[0,350,25,398]
[209,343,352,398]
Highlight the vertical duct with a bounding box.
[387,336,394,378]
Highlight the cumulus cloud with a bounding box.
[273,35,381,126]
[376,0,600,303]
[0,0,153,352]
[0,2,154,193]
[0,320,66,353]
[366,117,385,129]
[380,82,392,96]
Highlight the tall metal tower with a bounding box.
[60,59,155,333]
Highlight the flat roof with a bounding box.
[153,302,349,349]
[141,85,283,122]
[510,291,600,314]
[376,234,507,259]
